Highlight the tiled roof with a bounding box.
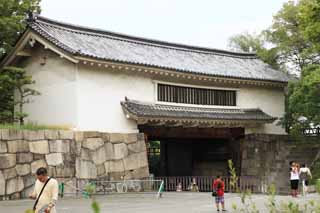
[121,99,276,122]
[27,15,289,83]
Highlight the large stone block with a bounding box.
[45,153,64,166]
[75,159,97,179]
[128,140,146,153]
[114,143,128,160]
[29,140,49,154]
[137,133,145,141]
[0,141,7,153]
[104,161,110,174]
[3,167,17,179]
[124,133,138,144]
[80,148,91,161]
[105,143,114,160]
[44,130,59,140]
[108,172,125,181]
[9,192,21,199]
[16,164,31,176]
[59,130,74,140]
[1,129,23,140]
[23,174,35,188]
[73,140,82,156]
[17,153,33,163]
[97,164,106,176]
[55,165,75,178]
[48,166,57,177]
[6,177,24,194]
[0,171,5,195]
[7,140,29,153]
[69,141,76,155]
[91,146,107,165]
[83,131,101,138]
[23,130,45,141]
[0,153,16,169]
[21,186,34,199]
[109,160,124,173]
[33,153,45,160]
[31,159,47,174]
[102,133,110,142]
[82,138,104,150]
[124,166,149,179]
[123,152,148,171]
[109,133,124,143]
[74,131,84,142]
[49,140,70,153]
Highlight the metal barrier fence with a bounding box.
[156,176,263,193]
[58,176,264,197]
[59,178,164,197]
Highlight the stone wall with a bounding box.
[241,134,320,193]
[0,129,149,200]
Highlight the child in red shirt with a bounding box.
[213,176,226,211]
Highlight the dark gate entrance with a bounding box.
[140,126,244,177]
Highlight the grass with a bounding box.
[0,122,70,130]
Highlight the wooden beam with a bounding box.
[16,50,32,57]
[164,120,181,127]
[146,120,166,126]
[139,126,244,139]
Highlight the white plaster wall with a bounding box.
[22,47,78,128]
[77,65,154,132]
[238,87,286,134]
[19,47,286,134]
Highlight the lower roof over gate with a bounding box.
[121,98,276,128]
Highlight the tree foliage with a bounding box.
[0,0,41,124]
[299,0,320,55]
[0,0,41,58]
[289,65,320,129]
[228,32,280,70]
[267,1,314,71]
[0,68,14,123]
[228,0,320,133]
[0,67,40,124]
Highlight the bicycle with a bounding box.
[116,175,142,193]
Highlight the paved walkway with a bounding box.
[0,192,319,213]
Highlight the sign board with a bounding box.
[302,127,320,136]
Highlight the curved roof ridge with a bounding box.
[32,15,257,58]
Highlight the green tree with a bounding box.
[0,67,14,123]
[299,0,320,55]
[229,1,320,133]
[0,0,41,124]
[0,0,41,58]
[266,0,318,72]
[289,64,320,132]
[228,32,280,70]
[0,67,40,125]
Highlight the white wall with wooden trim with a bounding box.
[20,46,286,134]
[22,46,79,128]
[77,64,154,133]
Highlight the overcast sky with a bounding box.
[40,0,287,50]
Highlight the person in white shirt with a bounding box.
[300,163,312,196]
[29,167,59,213]
[290,162,300,197]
